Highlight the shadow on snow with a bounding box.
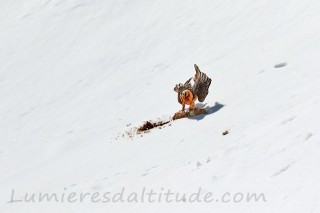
[188,102,225,121]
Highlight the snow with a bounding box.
[1,0,320,212]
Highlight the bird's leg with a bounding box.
[189,95,198,111]
[189,100,195,111]
[179,93,186,112]
[181,103,185,112]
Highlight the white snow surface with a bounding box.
[1,0,320,212]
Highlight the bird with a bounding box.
[174,64,212,112]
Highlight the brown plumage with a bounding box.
[174,64,212,112]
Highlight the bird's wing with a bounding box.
[193,64,212,102]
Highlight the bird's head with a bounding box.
[174,83,183,93]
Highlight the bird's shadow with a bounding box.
[188,102,225,121]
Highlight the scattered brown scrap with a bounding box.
[173,108,207,120]
[137,120,170,133]
[222,130,229,135]
[117,107,209,140]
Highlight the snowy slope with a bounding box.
[1,0,320,212]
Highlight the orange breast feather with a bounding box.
[179,90,194,105]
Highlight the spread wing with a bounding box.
[192,64,212,102]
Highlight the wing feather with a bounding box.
[192,64,212,102]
